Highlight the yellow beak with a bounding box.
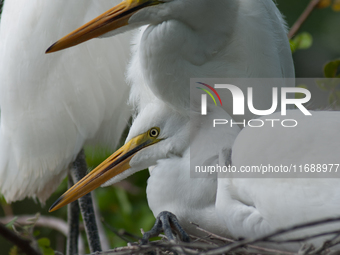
[46,0,162,53]
[49,129,161,212]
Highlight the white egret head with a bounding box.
[49,101,190,211]
[49,97,241,212]
[45,0,238,53]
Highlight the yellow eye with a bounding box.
[149,127,160,138]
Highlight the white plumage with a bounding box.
[0,0,132,203]
[127,0,295,119]
[9,0,340,251]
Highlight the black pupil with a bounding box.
[151,129,157,137]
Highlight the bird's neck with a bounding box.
[130,0,238,111]
[131,0,293,113]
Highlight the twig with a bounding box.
[288,0,321,39]
[310,233,340,254]
[203,217,340,255]
[191,222,234,243]
[102,219,140,242]
[0,223,42,255]
[189,234,220,246]
[193,223,295,255]
[87,241,222,255]
[265,230,340,243]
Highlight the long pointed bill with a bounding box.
[46,0,162,53]
[49,129,161,212]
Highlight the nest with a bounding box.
[94,217,340,255]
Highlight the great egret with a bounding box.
[0,0,132,253]
[44,0,340,251]
[49,99,340,250]
[46,0,295,121]
[43,0,306,249]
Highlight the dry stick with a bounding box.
[0,223,42,255]
[203,217,340,255]
[193,224,295,255]
[102,219,141,242]
[86,240,223,255]
[265,230,340,243]
[311,233,340,254]
[288,0,321,39]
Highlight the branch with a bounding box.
[0,215,85,254]
[288,0,321,39]
[102,220,141,243]
[0,223,42,255]
[1,215,68,235]
[192,223,295,255]
[204,216,340,255]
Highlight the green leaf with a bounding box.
[295,84,308,99]
[38,238,50,247]
[33,230,40,237]
[9,246,18,255]
[316,79,333,91]
[38,238,55,255]
[290,32,313,53]
[324,59,340,78]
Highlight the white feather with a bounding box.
[0,0,132,203]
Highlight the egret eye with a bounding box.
[149,128,160,138]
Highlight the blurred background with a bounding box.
[0,0,339,254]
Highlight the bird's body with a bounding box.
[222,111,340,242]
[0,0,131,203]
[127,0,294,119]
[146,108,340,249]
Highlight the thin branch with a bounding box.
[265,230,340,243]
[190,222,234,243]
[102,220,137,243]
[101,218,142,243]
[288,0,321,39]
[1,215,68,235]
[0,215,85,254]
[203,216,340,255]
[0,223,42,255]
[193,223,295,255]
[309,233,340,254]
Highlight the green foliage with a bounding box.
[37,238,55,255]
[324,59,340,78]
[316,78,340,105]
[8,246,22,255]
[0,1,339,254]
[295,85,308,99]
[290,32,313,53]
[94,171,155,247]
[83,144,155,248]
[313,60,340,105]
